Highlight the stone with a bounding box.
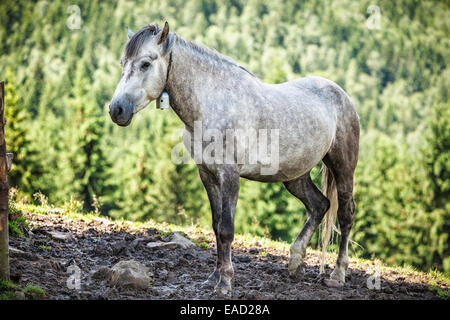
[323,278,344,288]
[146,241,178,250]
[166,232,196,249]
[110,260,151,290]
[9,246,25,255]
[47,231,72,241]
[9,246,39,261]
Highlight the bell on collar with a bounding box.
[156,91,170,109]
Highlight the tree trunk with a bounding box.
[0,81,9,281]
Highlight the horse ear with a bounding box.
[157,21,169,45]
[127,27,134,39]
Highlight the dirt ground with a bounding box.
[7,211,449,300]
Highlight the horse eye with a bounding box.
[141,61,151,71]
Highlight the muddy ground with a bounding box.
[7,211,449,300]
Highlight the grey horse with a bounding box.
[109,22,360,295]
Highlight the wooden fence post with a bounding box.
[0,81,9,281]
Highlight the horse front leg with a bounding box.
[198,166,240,295]
[199,169,222,288]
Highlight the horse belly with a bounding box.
[239,112,335,182]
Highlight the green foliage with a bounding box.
[0,0,449,274]
[22,284,45,300]
[0,280,45,300]
[38,244,52,251]
[3,68,44,194]
[429,281,450,300]
[420,102,450,271]
[200,242,209,250]
[8,190,29,237]
[8,216,28,237]
[0,280,18,300]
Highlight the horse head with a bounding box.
[109,22,173,126]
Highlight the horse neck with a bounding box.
[165,39,246,130]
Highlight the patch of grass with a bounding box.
[0,280,18,300]
[199,242,209,250]
[15,202,101,222]
[23,285,45,300]
[16,203,50,215]
[62,196,84,214]
[0,280,18,291]
[33,191,48,207]
[160,231,173,238]
[9,216,28,237]
[0,281,45,300]
[428,269,450,287]
[429,283,450,299]
[9,200,18,214]
[39,244,52,251]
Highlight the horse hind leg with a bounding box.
[322,122,359,283]
[284,173,330,279]
[323,163,356,283]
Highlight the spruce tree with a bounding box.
[67,56,116,212]
[421,101,450,272]
[4,68,43,194]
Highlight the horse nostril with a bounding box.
[117,106,123,116]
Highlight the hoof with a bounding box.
[330,267,346,283]
[214,275,232,297]
[289,264,306,281]
[214,286,232,297]
[201,271,220,289]
[288,254,305,280]
[201,278,216,289]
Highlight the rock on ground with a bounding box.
[146,232,195,250]
[110,260,151,290]
[166,232,196,249]
[47,231,72,241]
[146,241,178,250]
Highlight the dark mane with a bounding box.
[125,24,255,77]
[125,24,161,58]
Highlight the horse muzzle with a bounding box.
[109,98,134,127]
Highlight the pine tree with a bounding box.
[3,68,43,194]
[71,99,115,212]
[66,57,116,212]
[421,101,450,272]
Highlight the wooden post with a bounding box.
[0,81,9,281]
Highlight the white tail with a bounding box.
[320,164,338,273]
